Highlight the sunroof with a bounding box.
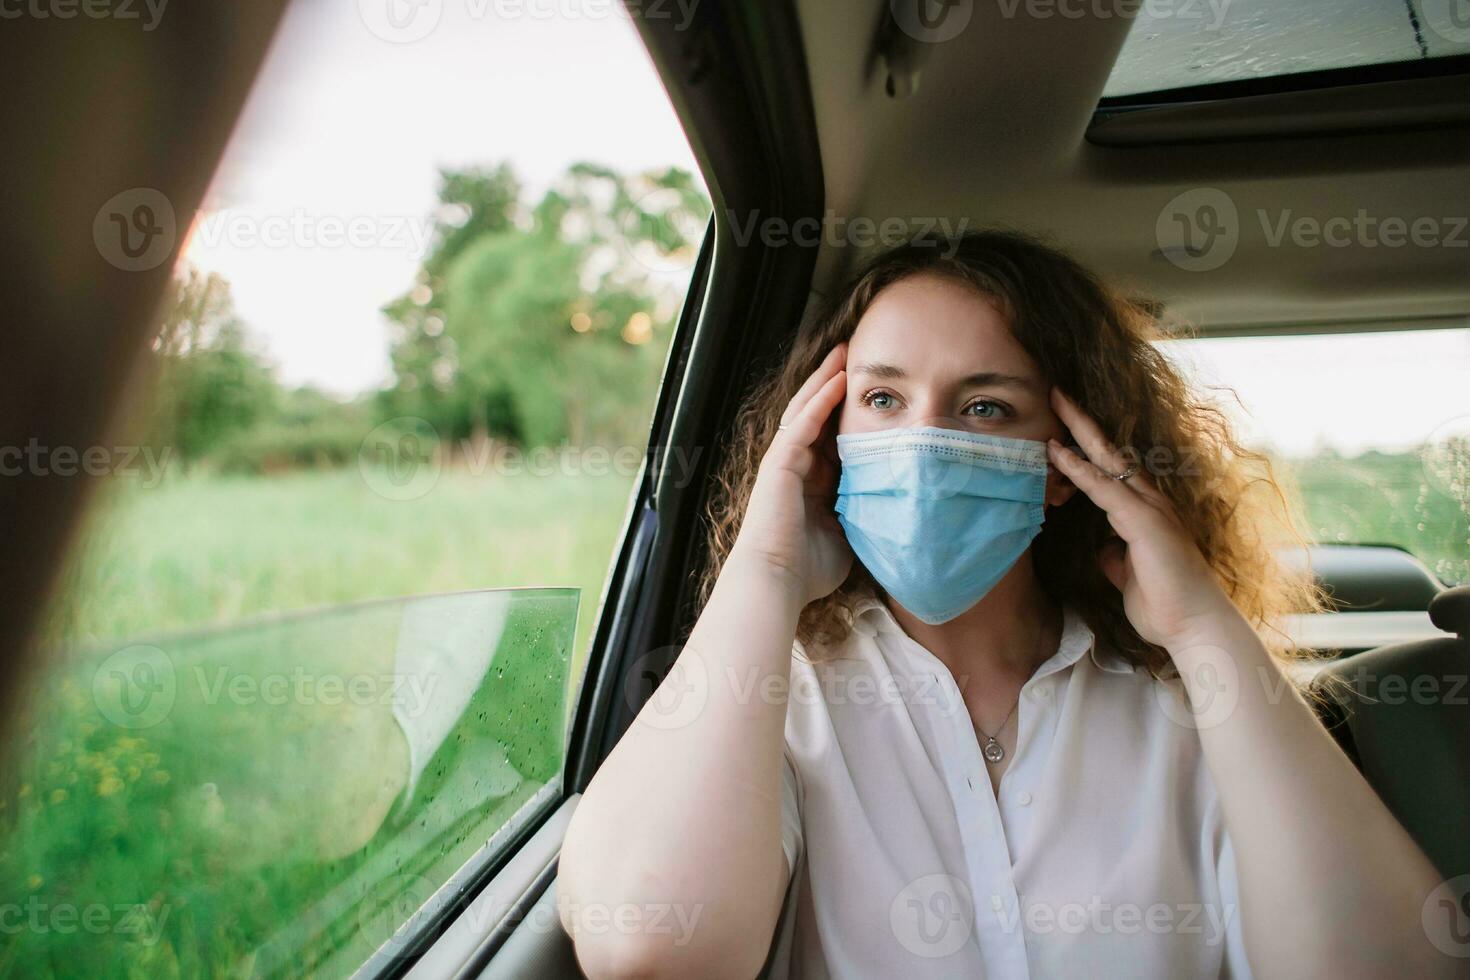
[1103,0,1470,99]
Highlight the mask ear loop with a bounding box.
[819,411,842,469]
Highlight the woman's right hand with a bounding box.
[730,342,853,605]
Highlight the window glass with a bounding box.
[1104,0,1470,99]
[4,588,577,975]
[1161,327,1470,586]
[5,0,708,974]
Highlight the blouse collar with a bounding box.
[848,588,1135,676]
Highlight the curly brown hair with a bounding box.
[698,229,1324,675]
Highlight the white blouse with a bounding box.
[775,590,1251,979]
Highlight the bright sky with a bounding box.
[184,0,1469,458]
[184,0,698,397]
[1165,328,1470,456]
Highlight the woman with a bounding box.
[558,231,1451,978]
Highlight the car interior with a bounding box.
[3,0,1468,976]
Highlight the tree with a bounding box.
[377,164,525,441]
[146,267,279,464]
[377,161,711,450]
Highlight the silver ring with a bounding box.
[1109,463,1140,481]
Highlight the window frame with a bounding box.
[1094,52,1470,122]
[351,222,717,977]
[374,0,828,972]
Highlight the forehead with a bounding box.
[848,273,1039,378]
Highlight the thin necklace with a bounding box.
[977,702,1019,763]
[976,617,1053,764]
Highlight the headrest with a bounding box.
[1429,585,1470,638]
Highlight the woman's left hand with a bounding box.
[1044,387,1244,653]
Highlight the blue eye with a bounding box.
[862,390,897,410]
[964,400,1006,419]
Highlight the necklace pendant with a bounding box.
[982,738,1005,763]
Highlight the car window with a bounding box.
[6,588,577,975]
[1104,0,1470,98]
[1160,326,1470,586]
[4,2,708,975]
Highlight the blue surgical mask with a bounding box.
[834,425,1049,625]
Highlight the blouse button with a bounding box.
[1029,685,1050,701]
[990,895,1004,911]
[1017,791,1033,806]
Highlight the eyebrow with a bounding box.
[849,361,1039,391]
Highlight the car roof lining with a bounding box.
[793,0,1470,337]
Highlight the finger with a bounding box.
[1049,387,1133,475]
[1049,388,1163,500]
[1046,438,1157,541]
[779,370,846,452]
[781,344,847,426]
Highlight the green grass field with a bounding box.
[3,466,635,979]
[42,466,637,654]
[2,448,1464,978]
